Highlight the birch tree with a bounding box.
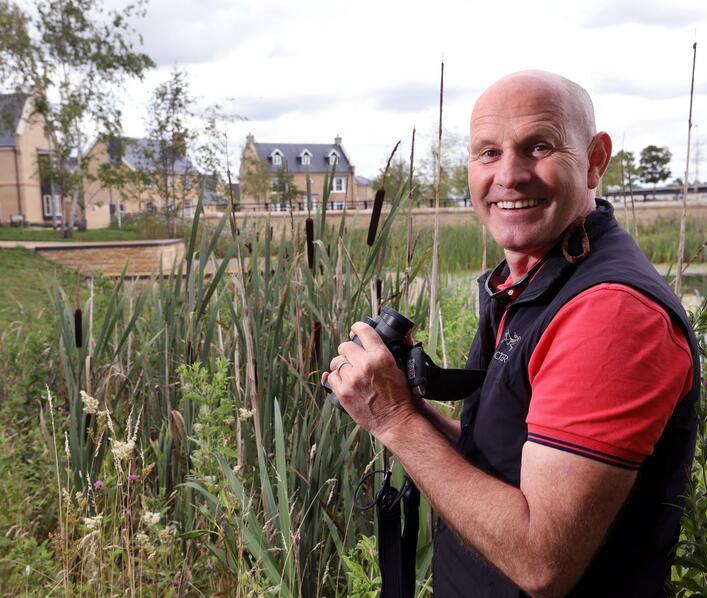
[0,0,153,236]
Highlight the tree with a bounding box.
[271,167,301,207]
[603,150,639,191]
[142,69,198,235]
[418,127,469,202]
[371,157,427,203]
[639,145,672,200]
[240,156,271,206]
[371,128,469,205]
[0,0,153,236]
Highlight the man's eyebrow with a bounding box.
[469,138,497,151]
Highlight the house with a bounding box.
[355,176,374,204]
[0,93,109,228]
[84,136,200,220]
[239,134,369,210]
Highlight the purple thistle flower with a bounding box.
[129,473,138,483]
[94,479,105,491]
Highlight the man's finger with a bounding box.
[337,339,365,364]
[350,321,387,351]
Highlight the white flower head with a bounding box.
[238,408,254,421]
[142,510,161,528]
[112,439,135,462]
[80,390,99,415]
[83,515,103,531]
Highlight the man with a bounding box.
[323,71,698,596]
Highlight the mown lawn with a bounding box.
[0,226,143,242]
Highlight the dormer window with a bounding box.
[270,149,284,166]
[299,149,312,166]
[327,150,340,166]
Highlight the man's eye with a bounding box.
[479,149,501,162]
[530,143,552,157]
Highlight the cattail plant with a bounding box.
[675,41,698,296]
[428,60,444,354]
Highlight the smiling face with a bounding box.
[468,72,609,266]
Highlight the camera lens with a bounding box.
[375,307,414,343]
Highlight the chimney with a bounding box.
[334,134,342,146]
[246,133,255,144]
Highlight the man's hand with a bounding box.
[321,321,418,440]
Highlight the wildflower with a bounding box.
[238,407,254,420]
[193,423,203,434]
[83,515,103,531]
[80,390,99,414]
[111,439,135,462]
[134,532,149,545]
[129,472,138,483]
[93,480,105,491]
[142,510,160,527]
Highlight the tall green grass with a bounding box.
[40,169,441,594]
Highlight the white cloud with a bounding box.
[584,0,707,28]
[109,0,707,179]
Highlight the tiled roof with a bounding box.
[253,142,352,174]
[108,137,194,174]
[0,94,28,148]
[355,176,371,185]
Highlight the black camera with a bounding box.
[323,306,486,412]
[323,307,414,412]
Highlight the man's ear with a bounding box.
[587,132,612,190]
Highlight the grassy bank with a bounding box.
[0,249,79,328]
[0,225,145,243]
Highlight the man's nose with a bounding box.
[495,152,532,189]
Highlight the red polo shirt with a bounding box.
[498,281,693,469]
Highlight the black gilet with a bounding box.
[432,200,700,597]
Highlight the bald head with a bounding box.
[472,70,596,147]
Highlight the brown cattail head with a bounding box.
[313,321,321,364]
[305,217,314,269]
[74,308,83,348]
[375,278,382,314]
[169,409,187,449]
[367,189,385,246]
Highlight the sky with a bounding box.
[110,0,707,183]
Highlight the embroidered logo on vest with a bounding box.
[494,331,520,364]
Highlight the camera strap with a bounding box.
[354,345,486,597]
[405,344,486,402]
[372,346,486,597]
[374,456,419,598]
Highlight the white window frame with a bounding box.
[328,150,340,165]
[332,176,346,193]
[302,153,311,166]
[42,194,61,219]
[271,150,283,166]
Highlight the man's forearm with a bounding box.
[379,412,599,597]
[417,400,461,442]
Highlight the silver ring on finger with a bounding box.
[336,359,352,374]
